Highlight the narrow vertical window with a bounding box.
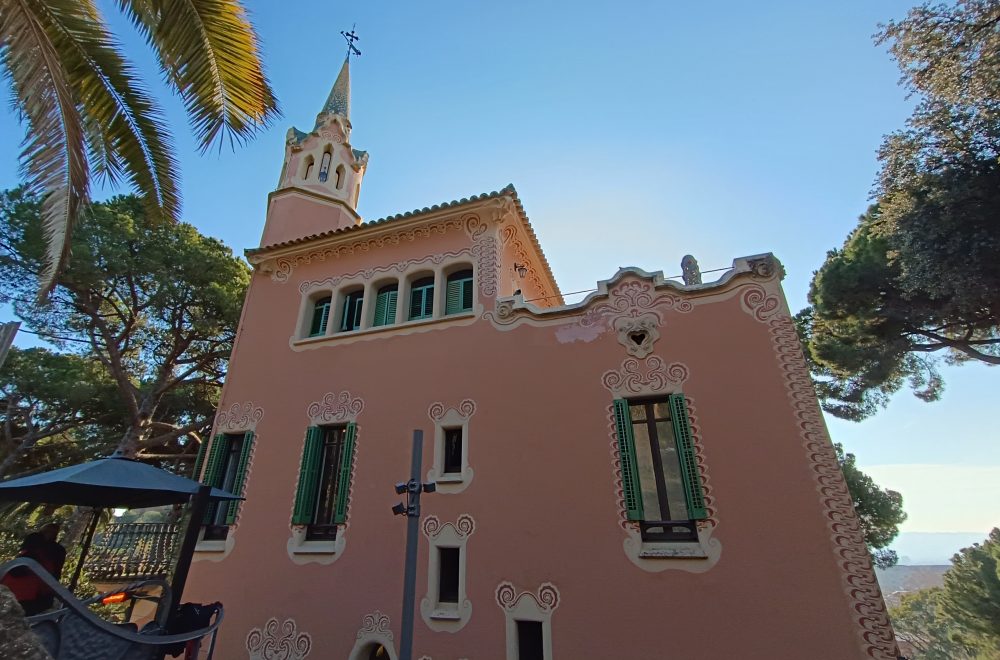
[319,149,332,182]
[340,290,364,332]
[409,277,434,320]
[443,428,463,475]
[201,431,255,540]
[304,157,314,180]
[445,269,474,315]
[292,424,358,539]
[516,620,544,660]
[372,284,398,327]
[309,296,332,337]
[335,164,345,189]
[438,547,460,604]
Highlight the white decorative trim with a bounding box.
[601,356,689,398]
[495,582,559,660]
[246,617,312,660]
[614,313,660,357]
[738,283,783,322]
[216,401,264,432]
[297,250,471,295]
[307,390,365,424]
[426,400,476,493]
[348,611,398,660]
[286,526,347,566]
[420,515,475,632]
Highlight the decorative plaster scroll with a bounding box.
[428,399,476,421]
[426,401,477,493]
[307,391,364,424]
[747,254,783,280]
[216,402,264,432]
[421,514,476,540]
[498,222,547,300]
[421,515,475,632]
[270,217,466,282]
[495,582,560,613]
[606,399,722,573]
[471,235,499,297]
[298,250,471,294]
[614,313,660,358]
[767,315,896,658]
[739,284,782,322]
[348,611,398,660]
[246,618,312,660]
[580,279,692,328]
[601,357,689,397]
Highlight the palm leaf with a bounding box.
[117,0,280,152]
[38,0,180,223]
[0,0,89,296]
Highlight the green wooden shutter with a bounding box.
[224,431,256,525]
[201,434,229,486]
[341,296,352,331]
[333,423,357,524]
[191,439,209,481]
[461,279,473,311]
[409,288,423,319]
[445,279,461,314]
[292,427,324,524]
[668,394,708,520]
[385,290,397,323]
[310,299,330,336]
[373,291,389,326]
[612,400,644,521]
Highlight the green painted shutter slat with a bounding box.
[333,423,357,524]
[191,439,209,481]
[224,431,256,525]
[373,291,389,326]
[318,302,329,335]
[612,400,644,521]
[386,290,397,323]
[461,279,473,311]
[669,394,708,520]
[445,280,461,315]
[201,434,230,523]
[292,427,324,524]
[425,287,434,317]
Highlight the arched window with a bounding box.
[340,289,364,332]
[304,157,314,180]
[319,149,332,182]
[445,269,474,315]
[372,284,398,327]
[309,296,331,337]
[335,164,345,189]
[409,277,434,320]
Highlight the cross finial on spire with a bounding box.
[341,25,361,61]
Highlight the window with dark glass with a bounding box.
[372,284,398,327]
[307,426,346,540]
[409,277,434,320]
[613,395,707,543]
[443,428,463,474]
[445,269,474,314]
[319,150,332,182]
[201,432,255,541]
[516,620,544,660]
[292,424,358,540]
[340,290,364,332]
[309,296,332,337]
[438,547,460,604]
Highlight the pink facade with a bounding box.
[186,60,897,659]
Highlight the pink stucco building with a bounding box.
[187,58,898,659]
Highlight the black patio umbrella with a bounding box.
[0,454,240,604]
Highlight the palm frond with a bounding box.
[0,0,90,296]
[118,0,280,152]
[38,0,180,223]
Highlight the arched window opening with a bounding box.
[303,157,314,180]
[340,289,364,332]
[366,644,389,660]
[445,269,474,315]
[409,277,434,321]
[373,284,398,327]
[335,164,345,189]
[309,296,332,337]
[319,149,332,182]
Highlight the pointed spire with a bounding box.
[317,57,351,126]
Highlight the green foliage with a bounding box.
[891,588,979,659]
[0,188,250,469]
[801,2,1000,420]
[940,528,1000,653]
[835,443,907,567]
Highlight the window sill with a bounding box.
[429,607,461,621]
[638,541,708,559]
[194,539,227,553]
[294,312,476,345]
[436,474,464,484]
[290,540,338,555]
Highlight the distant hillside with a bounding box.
[876,565,949,608]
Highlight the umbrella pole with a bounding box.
[69,508,101,593]
[168,485,211,618]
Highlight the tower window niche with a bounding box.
[319,149,332,182]
[335,164,345,189]
[303,156,315,180]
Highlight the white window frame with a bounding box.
[420,515,475,632]
[426,400,476,493]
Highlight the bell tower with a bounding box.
[261,37,369,247]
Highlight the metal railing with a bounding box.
[88,522,180,581]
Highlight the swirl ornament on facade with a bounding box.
[495,582,560,613]
[246,618,312,660]
[217,402,264,432]
[348,610,397,660]
[765,314,896,658]
[613,313,660,358]
[739,284,782,322]
[427,399,476,422]
[307,391,365,424]
[298,251,471,294]
[601,357,689,398]
[471,235,499,297]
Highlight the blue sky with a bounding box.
[1,1,996,561]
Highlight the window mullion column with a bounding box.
[359,281,375,330]
[433,269,444,318]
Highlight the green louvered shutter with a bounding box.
[461,279,473,311]
[224,431,256,524]
[445,279,462,314]
[612,400,644,521]
[373,291,389,326]
[333,423,357,524]
[409,288,424,319]
[201,434,229,522]
[668,394,708,520]
[292,427,324,524]
[385,290,397,323]
[191,439,209,481]
[310,298,330,336]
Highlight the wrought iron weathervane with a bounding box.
[341,25,361,61]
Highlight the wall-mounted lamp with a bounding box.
[514,262,528,278]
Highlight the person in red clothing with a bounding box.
[1,523,67,615]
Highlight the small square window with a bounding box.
[516,620,544,660]
[443,428,463,474]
